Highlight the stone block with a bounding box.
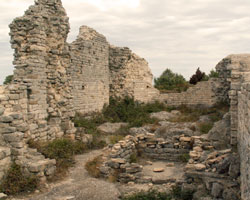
[3,132,24,142]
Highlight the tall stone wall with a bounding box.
[69,26,109,114]
[9,0,73,140]
[109,46,159,102]
[216,54,250,146]
[216,54,250,200]
[238,83,250,200]
[158,80,218,107]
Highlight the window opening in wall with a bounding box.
[27,89,32,99]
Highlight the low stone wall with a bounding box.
[101,130,240,199]
[158,80,218,108]
[238,83,250,200]
[100,133,194,183]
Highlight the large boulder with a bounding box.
[208,113,230,149]
[155,121,194,139]
[150,110,181,121]
[150,111,174,121]
[97,122,128,134]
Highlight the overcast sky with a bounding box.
[1,0,250,84]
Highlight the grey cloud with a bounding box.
[1,0,250,84]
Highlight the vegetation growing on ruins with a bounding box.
[189,68,219,85]
[169,103,229,123]
[121,186,194,200]
[85,156,103,178]
[198,122,214,134]
[74,96,172,131]
[208,69,219,78]
[154,68,189,93]
[28,138,87,181]
[3,75,13,85]
[189,68,206,85]
[0,164,39,195]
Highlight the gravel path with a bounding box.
[10,150,120,200]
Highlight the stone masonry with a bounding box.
[0,0,158,184]
[70,26,110,114]
[216,54,250,200]
[109,46,159,102]
[8,0,157,143]
[158,79,218,108]
[0,0,250,199]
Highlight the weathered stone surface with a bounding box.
[158,80,218,107]
[208,113,231,149]
[97,122,128,134]
[150,111,173,121]
[109,46,159,102]
[194,164,206,171]
[0,193,7,199]
[211,182,223,198]
[153,168,165,172]
[155,121,194,139]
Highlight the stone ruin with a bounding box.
[0,0,249,199]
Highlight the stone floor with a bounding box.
[142,161,186,184]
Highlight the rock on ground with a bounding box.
[97,122,128,134]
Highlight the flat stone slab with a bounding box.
[153,168,165,172]
[142,161,185,184]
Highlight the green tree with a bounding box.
[154,69,188,92]
[3,75,13,85]
[208,69,219,78]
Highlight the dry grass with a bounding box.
[0,164,39,195]
[85,156,104,178]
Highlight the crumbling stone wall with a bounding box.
[109,46,159,102]
[0,0,158,184]
[158,80,218,107]
[69,26,109,114]
[9,0,74,140]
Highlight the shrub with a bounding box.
[3,75,13,85]
[189,68,206,85]
[122,187,194,200]
[178,153,190,163]
[171,185,194,200]
[0,164,39,195]
[122,190,172,200]
[208,69,219,78]
[109,135,124,144]
[129,152,138,163]
[74,97,170,131]
[198,122,214,134]
[154,69,189,93]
